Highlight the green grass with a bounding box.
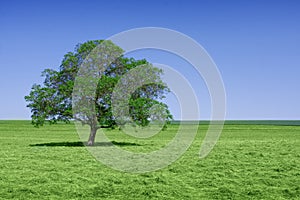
[0,120,299,199]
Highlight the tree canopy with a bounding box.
[25,40,172,145]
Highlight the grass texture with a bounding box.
[0,120,299,199]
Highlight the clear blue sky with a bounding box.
[0,0,299,120]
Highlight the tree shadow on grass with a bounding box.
[30,141,141,147]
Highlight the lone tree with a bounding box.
[25,40,172,145]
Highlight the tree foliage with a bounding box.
[25,40,172,145]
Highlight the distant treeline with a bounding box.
[170,120,300,126]
[0,120,299,126]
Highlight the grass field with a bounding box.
[0,120,299,199]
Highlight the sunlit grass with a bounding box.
[0,120,299,199]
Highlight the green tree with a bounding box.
[25,40,172,145]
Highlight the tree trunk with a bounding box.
[87,126,97,146]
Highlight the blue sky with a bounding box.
[0,0,299,120]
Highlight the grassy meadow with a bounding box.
[0,120,299,199]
